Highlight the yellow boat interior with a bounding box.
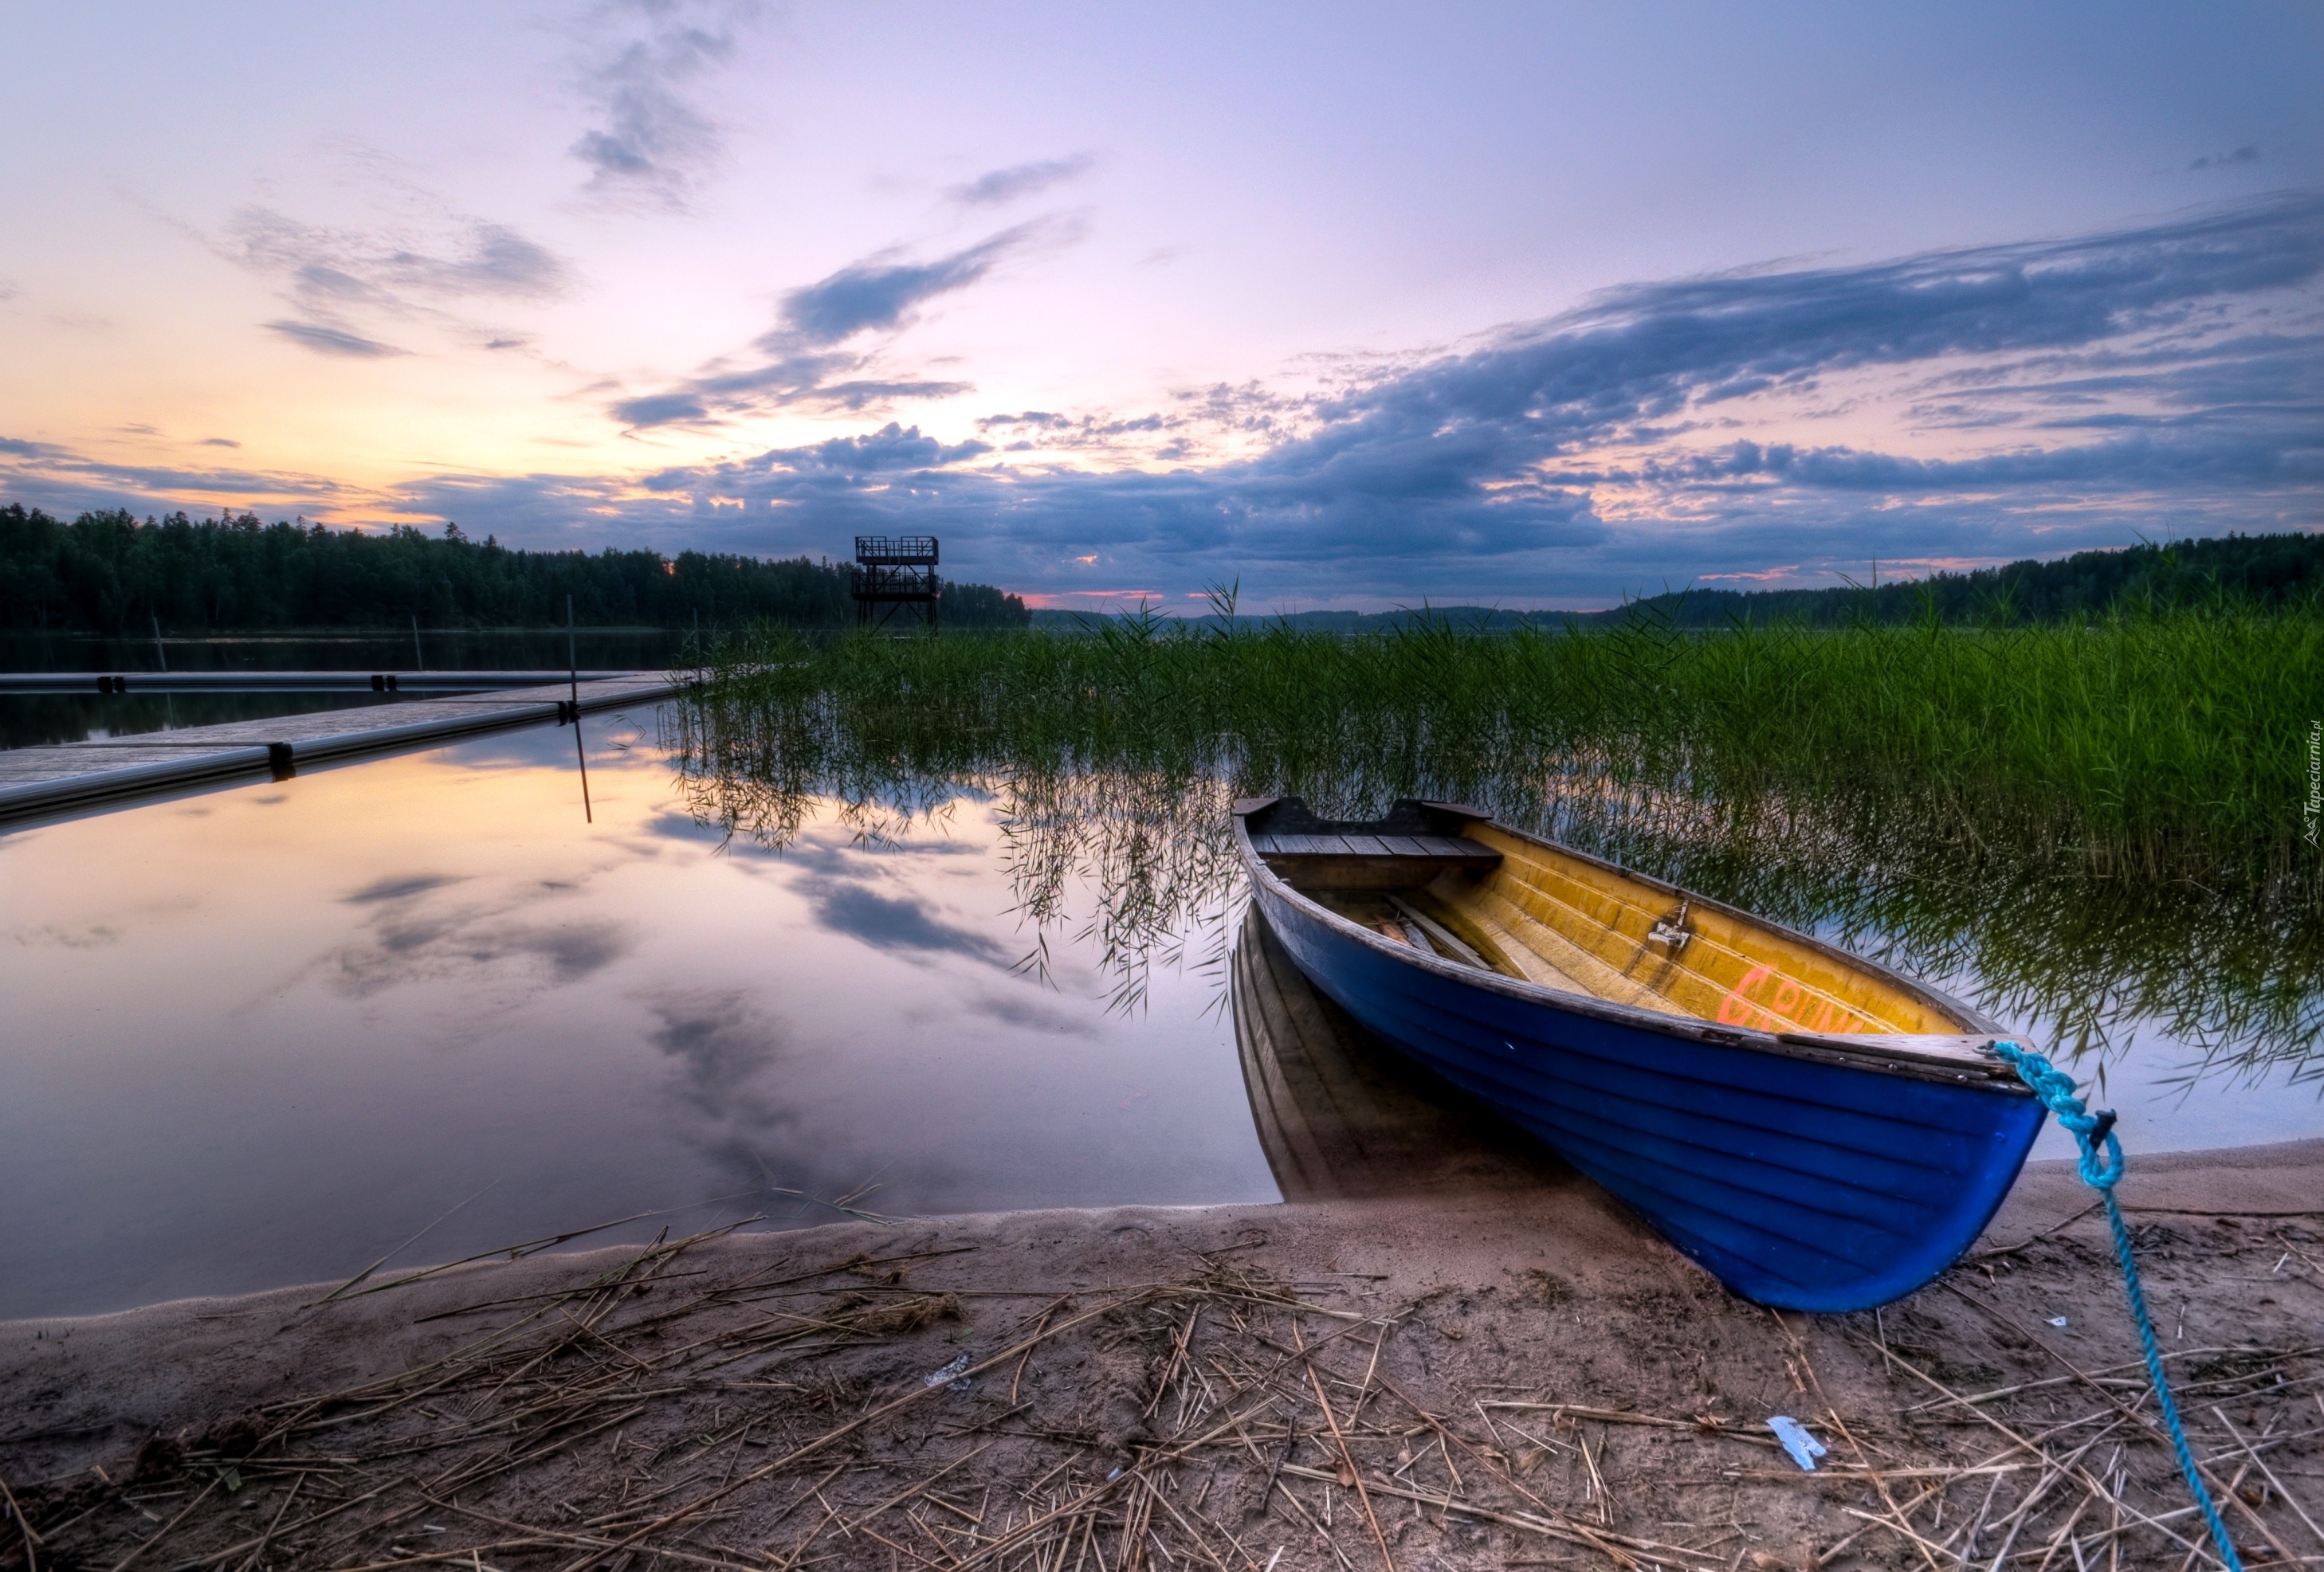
[1243,802,1988,1049]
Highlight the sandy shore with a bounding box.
[3,1139,2318,1571]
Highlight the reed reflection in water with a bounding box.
[666,683,2322,1157]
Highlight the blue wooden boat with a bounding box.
[1235,796,2044,1311]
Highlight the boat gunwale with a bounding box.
[1233,799,2031,1095]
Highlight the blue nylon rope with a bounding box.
[1992,1040,2244,1572]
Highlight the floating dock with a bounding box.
[0,669,647,693]
[0,672,682,828]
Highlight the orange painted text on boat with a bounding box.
[1715,965,1867,1034]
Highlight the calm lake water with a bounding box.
[0,708,1267,1319]
[2,700,2316,1319]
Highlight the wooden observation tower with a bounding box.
[850,535,940,633]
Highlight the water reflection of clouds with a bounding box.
[7,922,122,950]
[344,872,467,904]
[944,986,1101,1037]
[318,870,634,998]
[642,987,953,1217]
[803,880,1015,966]
[646,988,791,1126]
[652,806,1024,967]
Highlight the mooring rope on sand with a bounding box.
[1993,1039,2246,1572]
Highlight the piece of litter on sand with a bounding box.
[1768,1415,1827,1471]
[2048,1315,2069,1327]
[923,1353,973,1392]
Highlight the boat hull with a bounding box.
[1249,876,2043,1311]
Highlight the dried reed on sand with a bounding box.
[5,1202,2318,1572]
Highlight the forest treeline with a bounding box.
[1615,530,2324,625]
[4,504,2312,636]
[1045,529,2320,631]
[0,506,1029,632]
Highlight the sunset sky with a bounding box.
[2,2,2318,610]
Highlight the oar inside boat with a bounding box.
[1234,795,2046,1312]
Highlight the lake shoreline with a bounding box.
[5,1140,2318,1570]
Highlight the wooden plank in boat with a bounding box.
[1253,829,1502,866]
[1413,835,1500,861]
[1258,833,1368,857]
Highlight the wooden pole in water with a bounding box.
[567,594,591,822]
[151,613,167,672]
[411,614,422,670]
[573,712,593,824]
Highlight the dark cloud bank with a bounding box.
[591,193,2323,602]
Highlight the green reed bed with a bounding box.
[698,605,2319,896]
[675,606,2321,1076]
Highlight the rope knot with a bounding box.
[1992,1041,2125,1190]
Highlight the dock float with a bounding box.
[0,672,684,828]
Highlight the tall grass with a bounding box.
[694,604,2319,896]
[670,605,2320,1077]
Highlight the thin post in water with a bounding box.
[410,614,422,670]
[151,613,167,672]
[567,594,589,820]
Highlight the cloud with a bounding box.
[569,0,760,209]
[200,437,241,449]
[0,430,360,519]
[775,226,1030,346]
[948,155,1093,207]
[785,422,991,472]
[214,204,569,363]
[230,209,571,310]
[2191,146,2262,171]
[264,319,406,358]
[612,222,1058,427]
[610,391,709,427]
